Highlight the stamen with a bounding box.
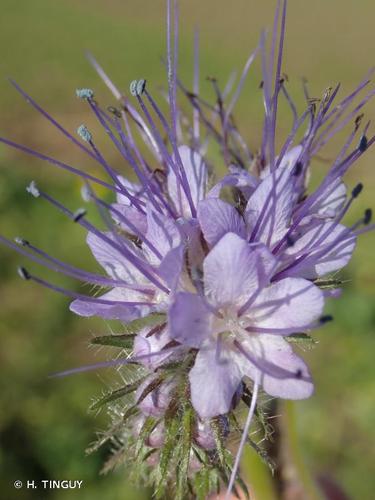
[320,315,333,324]
[26,181,40,198]
[76,88,94,100]
[358,134,368,152]
[72,208,87,222]
[77,124,92,143]
[17,266,31,280]
[351,182,363,198]
[364,208,372,225]
[129,79,147,97]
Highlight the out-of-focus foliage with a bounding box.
[0,1,374,499]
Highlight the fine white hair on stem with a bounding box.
[225,380,260,500]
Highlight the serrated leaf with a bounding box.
[90,379,144,411]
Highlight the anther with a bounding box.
[17,266,31,280]
[320,315,333,324]
[76,88,94,100]
[14,237,29,246]
[286,234,295,247]
[358,134,368,152]
[295,369,303,379]
[292,161,303,176]
[364,208,372,225]
[81,184,92,202]
[107,106,122,118]
[26,181,40,198]
[129,79,147,97]
[72,208,87,222]
[77,124,92,143]
[351,183,363,198]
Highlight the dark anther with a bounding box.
[15,237,29,247]
[320,315,333,324]
[292,161,303,176]
[107,106,122,118]
[73,208,87,222]
[286,234,295,247]
[354,114,364,131]
[351,183,363,198]
[364,208,372,225]
[359,135,368,152]
[295,369,303,379]
[17,266,31,280]
[259,80,264,89]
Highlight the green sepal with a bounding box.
[124,313,166,334]
[155,416,180,498]
[134,416,158,458]
[90,378,144,411]
[175,406,194,499]
[210,417,228,466]
[193,467,211,500]
[90,333,136,349]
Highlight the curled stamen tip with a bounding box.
[320,315,333,324]
[15,237,29,246]
[17,266,31,280]
[364,208,372,225]
[77,124,92,142]
[26,181,40,198]
[76,88,94,100]
[129,79,146,97]
[73,208,87,222]
[352,183,363,198]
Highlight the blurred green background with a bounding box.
[0,1,374,499]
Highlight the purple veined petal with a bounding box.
[261,145,303,178]
[207,166,259,199]
[245,165,296,246]
[168,292,213,348]
[116,175,146,206]
[70,287,158,321]
[238,334,314,399]
[111,203,148,235]
[281,222,356,279]
[203,233,274,308]
[133,325,178,369]
[167,145,208,218]
[86,231,146,284]
[189,337,244,419]
[248,277,324,331]
[197,198,246,247]
[177,218,205,267]
[297,179,347,221]
[144,208,182,265]
[158,244,185,291]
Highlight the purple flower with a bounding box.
[169,232,324,418]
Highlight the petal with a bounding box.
[282,222,356,279]
[111,203,148,235]
[245,167,296,246]
[116,175,145,206]
[249,278,324,331]
[203,233,274,308]
[189,338,244,418]
[145,208,181,265]
[69,288,155,322]
[207,166,258,199]
[169,292,212,348]
[260,145,303,179]
[239,334,314,399]
[158,244,184,291]
[134,325,176,369]
[168,145,208,218]
[198,198,246,247]
[86,231,144,283]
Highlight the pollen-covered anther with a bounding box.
[364,208,372,225]
[17,266,31,281]
[72,208,87,222]
[75,88,94,100]
[129,79,146,97]
[26,181,40,198]
[351,183,363,198]
[77,124,92,143]
[81,184,92,202]
[14,237,30,247]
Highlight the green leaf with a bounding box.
[90,333,136,349]
[90,378,144,411]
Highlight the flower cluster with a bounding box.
[1,0,374,498]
